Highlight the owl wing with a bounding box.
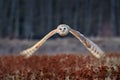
[69,29,105,59]
[20,29,57,58]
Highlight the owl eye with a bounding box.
[64,28,66,30]
[59,28,62,30]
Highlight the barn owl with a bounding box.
[20,24,105,59]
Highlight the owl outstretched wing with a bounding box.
[20,29,57,58]
[69,29,105,59]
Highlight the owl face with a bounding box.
[57,24,70,36]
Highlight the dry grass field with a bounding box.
[0,38,120,79]
[0,52,120,80]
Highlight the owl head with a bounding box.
[57,24,70,36]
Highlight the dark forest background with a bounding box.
[0,0,120,39]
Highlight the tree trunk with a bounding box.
[84,0,92,35]
[7,0,16,37]
[23,0,34,39]
[116,0,120,36]
[14,0,20,38]
[0,0,4,37]
[110,0,116,36]
[46,0,53,32]
[73,0,80,29]
[98,1,103,36]
[39,0,45,35]
[62,0,72,25]
[2,0,10,37]
[54,0,61,26]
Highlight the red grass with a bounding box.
[0,53,120,79]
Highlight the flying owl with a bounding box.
[20,24,105,59]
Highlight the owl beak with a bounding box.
[62,30,65,32]
[62,29,66,32]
